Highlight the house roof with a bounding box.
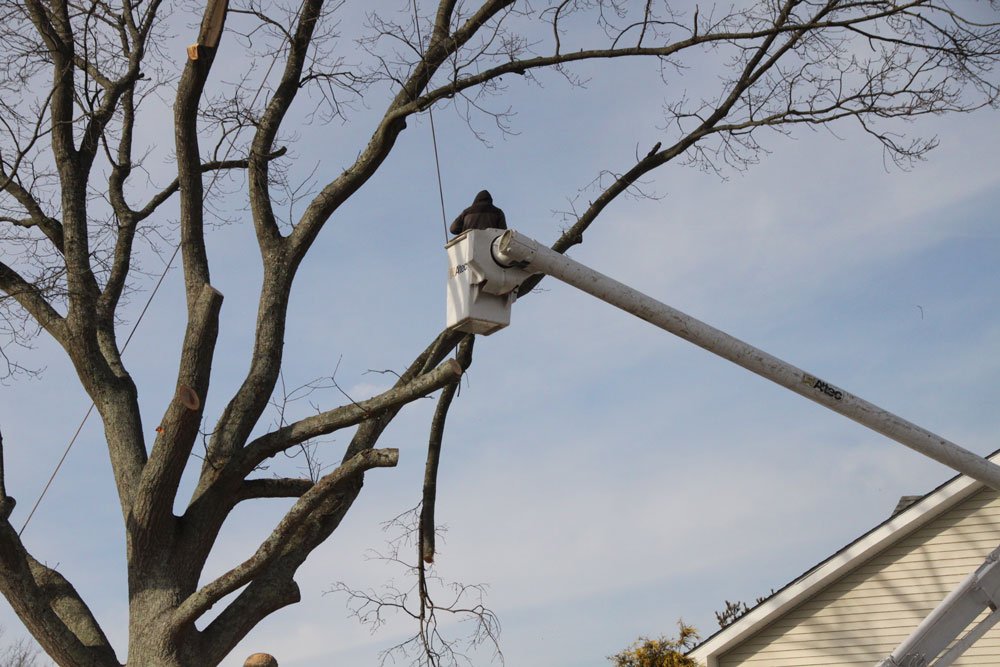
[688,450,1000,666]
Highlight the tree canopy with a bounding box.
[609,623,700,667]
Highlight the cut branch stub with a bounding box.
[188,0,230,59]
[200,0,229,48]
[177,385,201,411]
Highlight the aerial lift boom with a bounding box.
[877,544,1000,667]
[444,228,1000,666]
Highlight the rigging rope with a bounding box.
[411,0,450,243]
[428,108,450,244]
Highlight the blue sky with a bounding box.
[1,3,999,666]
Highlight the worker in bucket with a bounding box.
[450,190,507,235]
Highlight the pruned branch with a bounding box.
[173,0,232,310]
[242,358,463,470]
[131,283,223,538]
[419,335,474,565]
[199,268,294,478]
[237,477,314,502]
[196,571,301,666]
[0,506,118,667]
[174,447,399,629]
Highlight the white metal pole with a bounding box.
[876,546,1000,667]
[933,607,1000,666]
[493,230,1000,491]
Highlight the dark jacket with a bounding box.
[450,190,507,235]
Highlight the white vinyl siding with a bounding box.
[718,488,1000,666]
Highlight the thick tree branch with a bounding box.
[200,262,295,480]
[420,336,473,564]
[174,448,399,629]
[101,87,139,319]
[204,329,466,627]
[286,105,408,259]
[0,430,114,667]
[196,572,300,666]
[242,358,463,470]
[20,1,66,56]
[248,0,324,248]
[130,284,223,543]
[287,0,517,260]
[0,517,118,666]
[25,1,103,336]
[237,477,314,502]
[0,261,68,345]
[200,334,471,659]
[197,480,384,664]
[431,0,459,44]
[341,329,467,465]
[182,328,466,607]
[198,326,461,536]
[173,0,231,310]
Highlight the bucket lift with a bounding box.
[445,229,531,335]
[445,228,1000,665]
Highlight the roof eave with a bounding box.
[688,464,990,662]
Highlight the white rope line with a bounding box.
[411,0,451,243]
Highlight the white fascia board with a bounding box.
[689,469,989,666]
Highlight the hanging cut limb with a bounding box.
[420,335,474,565]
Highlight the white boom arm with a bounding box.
[489,230,1000,491]
[449,228,1000,666]
[876,546,1000,667]
[474,230,1000,667]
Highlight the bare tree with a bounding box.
[0,0,998,664]
[331,503,502,667]
[0,626,49,667]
